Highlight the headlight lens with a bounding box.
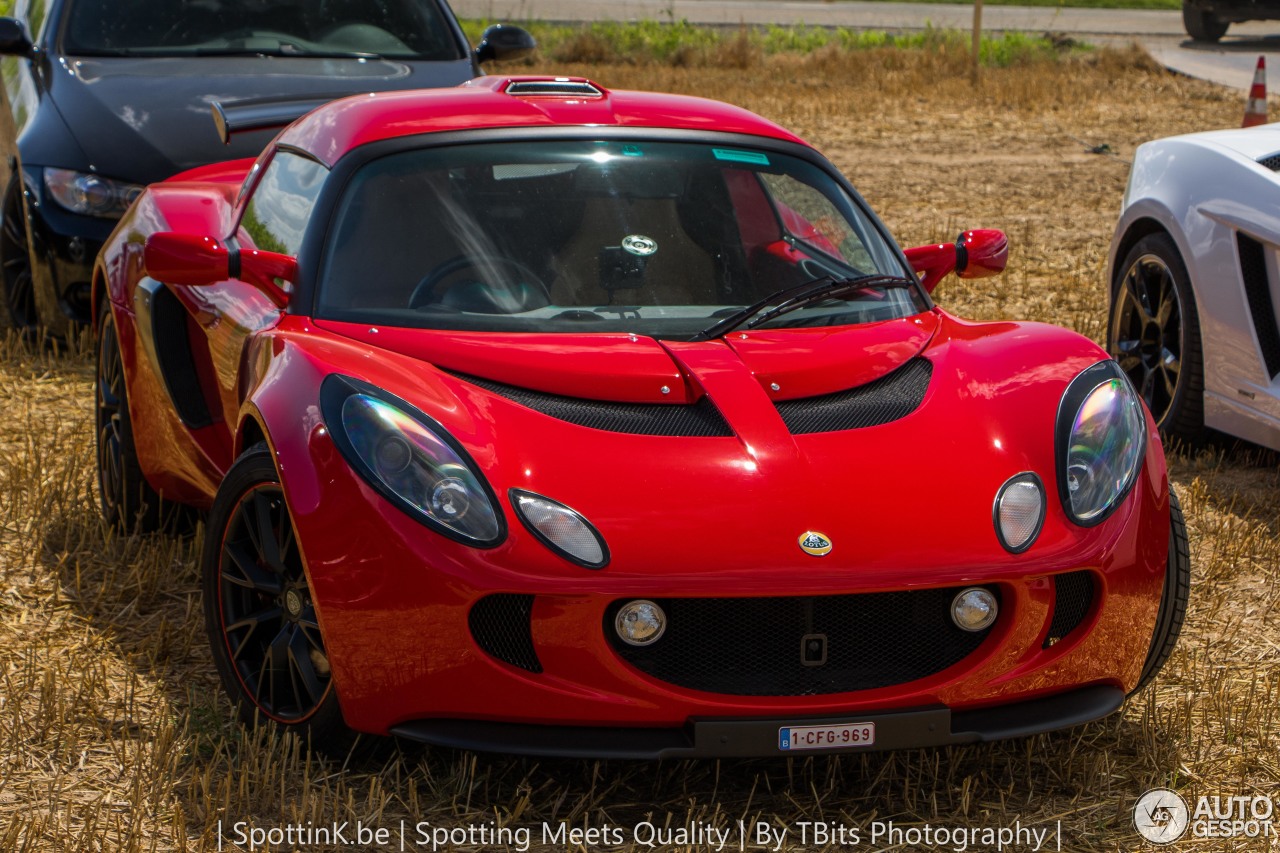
[44,168,143,217]
[321,375,504,546]
[1056,361,1147,526]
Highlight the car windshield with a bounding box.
[62,0,463,60]
[315,139,924,338]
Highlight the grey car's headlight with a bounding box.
[320,375,504,547]
[44,168,143,217]
[1055,360,1147,526]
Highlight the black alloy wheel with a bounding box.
[1108,232,1205,447]
[0,181,37,333]
[203,445,349,744]
[96,301,166,531]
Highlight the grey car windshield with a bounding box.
[316,140,924,338]
[63,0,463,60]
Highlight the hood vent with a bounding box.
[448,371,733,437]
[1259,153,1280,171]
[505,79,604,98]
[775,357,932,434]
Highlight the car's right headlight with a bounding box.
[1055,360,1147,526]
[320,375,504,547]
[43,168,143,218]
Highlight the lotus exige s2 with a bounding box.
[93,77,1188,757]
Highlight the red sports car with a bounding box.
[93,77,1188,757]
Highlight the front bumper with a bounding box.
[392,685,1124,758]
[20,165,118,327]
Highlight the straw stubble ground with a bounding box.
[2,47,1279,852]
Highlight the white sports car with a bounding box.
[1107,126,1280,450]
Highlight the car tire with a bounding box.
[1134,488,1190,692]
[1108,232,1205,448]
[202,444,354,749]
[0,179,39,335]
[1182,1,1229,41]
[96,300,169,532]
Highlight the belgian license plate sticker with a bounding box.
[779,722,876,751]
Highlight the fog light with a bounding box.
[993,472,1045,554]
[615,600,666,646]
[951,588,998,632]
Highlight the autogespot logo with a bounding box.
[1135,789,1189,845]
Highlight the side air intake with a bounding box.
[1237,232,1280,379]
[1258,153,1280,172]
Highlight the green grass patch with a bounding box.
[463,19,1083,68]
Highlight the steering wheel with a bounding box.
[408,255,551,312]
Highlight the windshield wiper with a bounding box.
[688,273,917,342]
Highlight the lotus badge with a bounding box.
[798,531,832,557]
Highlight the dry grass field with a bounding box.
[3,44,1280,852]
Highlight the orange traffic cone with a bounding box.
[1244,56,1267,127]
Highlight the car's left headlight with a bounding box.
[1055,360,1147,526]
[44,168,143,218]
[320,375,505,547]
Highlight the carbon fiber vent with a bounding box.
[608,586,996,696]
[1259,153,1280,171]
[1044,571,1094,648]
[775,358,932,434]
[447,371,734,437]
[1238,232,1280,379]
[469,594,542,673]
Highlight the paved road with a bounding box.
[455,0,1280,89]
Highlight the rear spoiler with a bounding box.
[211,95,344,144]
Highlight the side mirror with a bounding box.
[474,24,536,64]
[903,229,1008,294]
[0,17,34,57]
[143,233,296,306]
[143,232,229,286]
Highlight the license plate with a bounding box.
[779,722,876,751]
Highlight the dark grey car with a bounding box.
[0,0,532,335]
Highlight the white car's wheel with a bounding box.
[1108,232,1205,447]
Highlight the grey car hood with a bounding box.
[50,54,474,184]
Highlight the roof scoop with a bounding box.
[499,77,606,98]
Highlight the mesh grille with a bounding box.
[775,358,932,434]
[469,594,542,673]
[1238,233,1280,379]
[448,371,733,437]
[1259,154,1280,172]
[1043,571,1094,648]
[607,586,996,696]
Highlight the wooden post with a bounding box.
[972,0,983,84]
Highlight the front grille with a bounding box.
[775,358,932,434]
[469,594,542,673]
[607,586,996,696]
[1259,153,1280,172]
[1043,571,1094,648]
[1238,233,1280,379]
[448,371,734,437]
